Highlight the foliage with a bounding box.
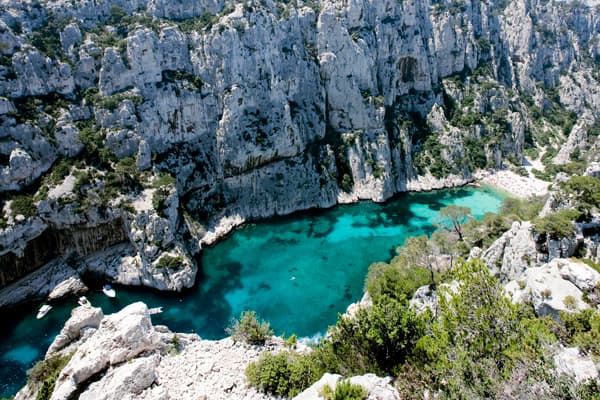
[395,235,436,285]
[434,205,472,241]
[284,333,297,349]
[227,310,273,345]
[246,351,322,397]
[322,294,424,376]
[533,209,581,239]
[365,260,432,303]
[113,157,142,189]
[412,259,555,398]
[76,119,115,166]
[500,196,545,221]
[512,166,529,177]
[155,255,182,270]
[44,158,72,186]
[178,12,219,32]
[11,194,37,218]
[152,187,170,216]
[320,380,368,400]
[162,70,203,91]
[30,16,70,58]
[559,176,600,220]
[152,172,177,188]
[27,353,73,400]
[560,309,600,356]
[463,212,513,249]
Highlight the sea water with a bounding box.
[0,185,505,397]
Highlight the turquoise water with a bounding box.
[0,186,505,397]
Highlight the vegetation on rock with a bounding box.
[27,353,73,400]
[320,380,368,400]
[227,310,273,345]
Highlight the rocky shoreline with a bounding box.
[0,172,476,310]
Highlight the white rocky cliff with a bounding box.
[0,0,599,296]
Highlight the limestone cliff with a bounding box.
[0,0,598,294]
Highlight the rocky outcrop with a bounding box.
[0,0,599,303]
[15,301,308,400]
[553,347,599,383]
[0,259,83,307]
[505,258,600,317]
[482,221,546,282]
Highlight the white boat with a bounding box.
[148,307,163,315]
[102,284,116,298]
[36,304,52,319]
[78,296,90,306]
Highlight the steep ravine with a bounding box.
[0,0,599,295]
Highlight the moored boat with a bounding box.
[36,304,52,319]
[148,307,163,315]
[102,284,116,298]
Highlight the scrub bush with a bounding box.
[227,310,273,345]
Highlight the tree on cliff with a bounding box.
[434,205,472,241]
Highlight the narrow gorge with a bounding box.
[0,0,599,399]
[0,0,598,295]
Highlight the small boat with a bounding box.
[148,307,163,315]
[36,304,52,319]
[102,284,116,298]
[78,296,90,306]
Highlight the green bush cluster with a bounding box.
[533,209,580,239]
[246,351,322,397]
[30,16,71,58]
[27,353,73,400]
[155,255,182,270]
[227,311,273,345]
[322,294,424,376]
[11,194,37,218]
[152,187,170,216]
[320,380,368,400]
[560,310,600,356]
[500,196,546,221]
[559,176,600,220]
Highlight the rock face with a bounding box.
[0,0,599,298]
[505,258,600,317]
[482,221,546,282]
[14,301,302,400]
[553,347,599,383]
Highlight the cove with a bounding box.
[0,185,505,397]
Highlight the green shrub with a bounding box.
[500,196,545,221]
[560,309,600,356]
[152,172,176,188]
[246,351,321,397]
[412,259,525,397]
[320,380,368,400]
[226,310,273,345]
[533,209,580,239]
[284,333,297,349]
[11,194,37,218]
[27,353,73,400]
[365,262,431,303]
[563,295,578,310]
[152,187,170,216]
[46,158,72,185]
[322,294,424,376]
[156,255,182,270]
[560,176,600,219]
[512,166,529,177]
